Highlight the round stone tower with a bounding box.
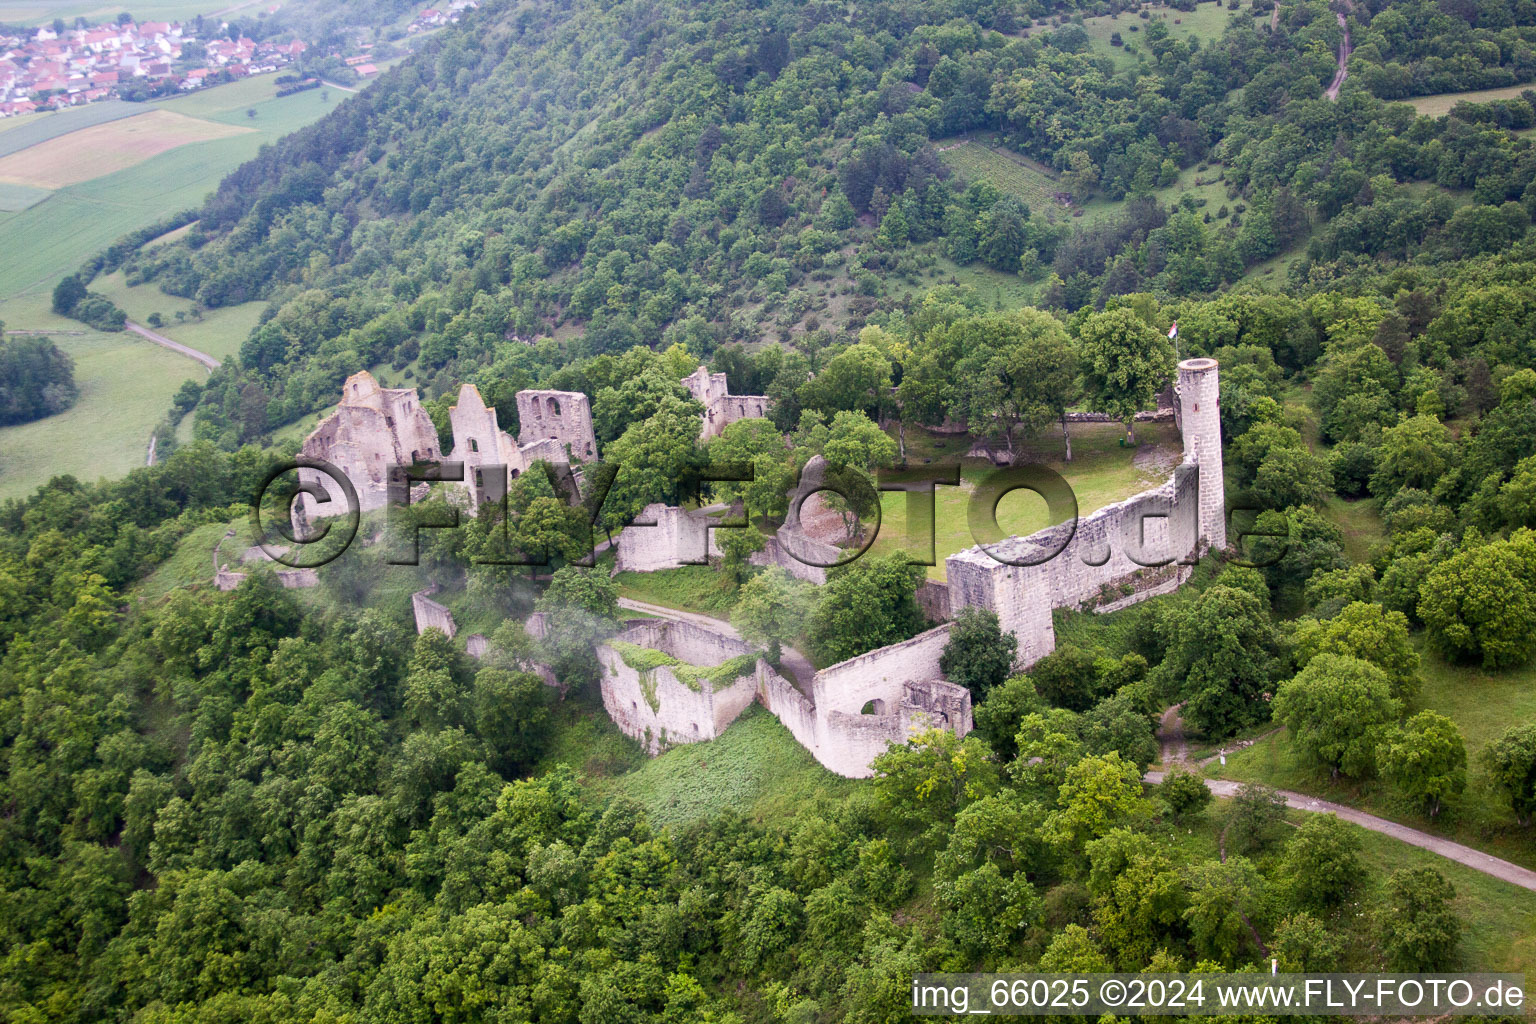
[1176,358,1225,552]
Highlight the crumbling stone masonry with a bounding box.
[597,617,974,777]
[615,502,714,572]
[683,365,771,440]
[597,620,762,754]
[411,585,457,638]
[298,371,442,519]
[449,384,577,509]
[515,389,597,461]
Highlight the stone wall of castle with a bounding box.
[596,616,974,778]
[298,371,442,520]
[597,620,761,754]
[411,587,457,638]
[943,358,1224,669]
[516,390,596,461]
[683,365,771,440]
[615,502,713,572]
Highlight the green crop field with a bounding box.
[0,77,341,501]
[0,0,266,27]
[1407,82,1536,117]
[863,419,1182,579]
[0,182,50,213]
[1209,641,1536,873]
[0,84,342,303]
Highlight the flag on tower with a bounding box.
[1167,321,1178,340]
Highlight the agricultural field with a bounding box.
[0,181,50,213]
[1208,642,1536,872]
[863,419,1181,579]
[0,78,339,304]
[0,76,343,501]
[0,99,141,157]
[0,109,252,189]
[0,0,258,27]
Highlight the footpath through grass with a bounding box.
[1208,642,1536,873]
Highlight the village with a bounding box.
[0,2,477,117]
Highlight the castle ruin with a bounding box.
[515,389,597,460]
[683,364,771,440]
[293,358,1222,778]
[449,384,581,509]
[297,375,600,519]
[942,357,1224,666]
[297,371,442,520]
[597,617,972,777]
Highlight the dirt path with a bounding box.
[1270,1,1281,30]
[1148,703,1536,893]
[145,433,157,467]
[616,597,818,696]
[320,80,361,94]
[1325,8,1351,100]
[125,321,221,372]
[1157,703,1190,765]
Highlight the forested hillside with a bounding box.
[112,0,1536,446]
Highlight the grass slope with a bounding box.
[571,703,856,828]
[1209,642,1536,872]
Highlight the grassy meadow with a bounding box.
[91,271,265,363]
[864,419,1181,579]
[938,134,1238,226]
[0,292,198,499]
[1208,641,1536,872]
[1407,83,1536,117]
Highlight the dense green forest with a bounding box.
[6,0,1536,1019]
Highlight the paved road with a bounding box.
[1150,704,1536,893]
[126,321,221,371]
[617,597,817,695]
